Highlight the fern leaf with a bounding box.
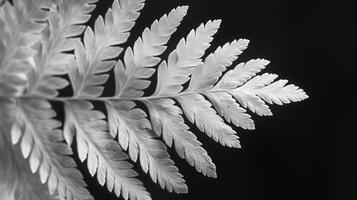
[26,0,98,97]
[0,0,51,71]
[176,94,241,148]
[216,59,270,89]
[145,98,217,177]
[115,6,188,98]
[154,20,221,95]
[0,0,52,97]
[187,39,249,91]
[106,100,188,193]
[0,63,28,97]
[10,99,92,200]
[63,100,150,200]
[56,0,98,37]
[231,90,273,116]
[0,122,59,200]
[205,92,255,130]
[233,73,308,105]
[69,0,145,98]
[0,1,309,199]
[257,81,308,105]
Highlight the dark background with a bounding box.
[77,0,356,200]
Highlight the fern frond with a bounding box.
[187,39,249,92]
[233,73,308,105]
[56,0,98,37]
[10,99,92,200]
[216,59,270,89]
[0,0,52,97]
[115,6,188,98]
[0,1,309,199]
[26,0,98,97]
[229,89,273,116]
[145,98,217,177]
[206,92,255,130]
[0,122,59,200]
[106,100,188,193]
[154,20,221,95]
[176,94,241,148]
[69,0,145,97]
[64,100,150,200]
[0,0,51,71]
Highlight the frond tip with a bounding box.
[0,1,308,200]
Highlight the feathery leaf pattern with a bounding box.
[0,0,308,199]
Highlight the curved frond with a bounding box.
[145,98,217,177]
[106,100,188,193]
[0,0,52,97]
[188,39,249,91]
[0,1,309,199]
[176,94,241,148]
[234,73,308,105]
[216,59,270,89]
[10,99,92,200]
[206,92,255,130]
[0,0,52,71]
[230,90,273,116]
[26,0,98,97]
[154,20,221,95]
[64,100,150,200]
[69,0,145,97]
[0,122,59,200]
[115,6,188,98]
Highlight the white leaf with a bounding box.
[11,99,93,200]
[217,59,270,89]
[256,80,309,105]
[115,6,188,98]
[1,123,59,200]
[155,20,221,95]
[188,39,249,91]
[206,92,255,130]
[146,98,217,177]
[235,73,308,106]
[69,0,145,98]
[65,100,151,200]
[29,145,41,173]
[0,0,51,72]
[26,0,98,97]
[231,90,273,116]
[10,122,22,144]
[176,94,241,148]
[106,100,188,193]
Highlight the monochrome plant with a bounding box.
[0,0,308,200]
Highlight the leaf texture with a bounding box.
[0,0,52,71]
[145,98,217,177]
[154,20,221,95]
[115,6,188,98]
[69,0,145,97]
[10,99,92,200]
[64,100,150,200]
[106,100,188,193]
[26,0,99,97]
[0,1,309,199]
[216,59,270,89]
[176,94,241,148]
[187,39,249,92]
[0,0,53,97]
[232,73,308,106]
[205,92,255,130]
[0,121,59,200]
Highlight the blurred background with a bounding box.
[76,0,355,200]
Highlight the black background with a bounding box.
[76,0,356,200]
